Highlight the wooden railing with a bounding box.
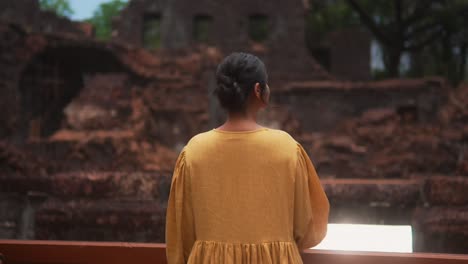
[1,240,468,264]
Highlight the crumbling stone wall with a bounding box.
[289,80,465,181]
[0,20,222,146]
[274,78,448,132]
[0,21,220,243]
[0,31,125,142]
[0,141,172,242]
[0,23,54,141]
[413,177,468,253]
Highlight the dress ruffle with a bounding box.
[187,240,303,264]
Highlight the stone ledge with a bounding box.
[322,179,422,207]
[280,77,447,93]
[412,206,468,254]
[0,171,171,200]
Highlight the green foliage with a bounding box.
[397,1,468,84]
[305,0,361,70]
[39,0,74,17]
[306,0,360,40]
[305,0,468,83]
[88,0,128,41]
[345,0,468,83]
[431,1,468,85]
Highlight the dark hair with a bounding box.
[212,52,268,113]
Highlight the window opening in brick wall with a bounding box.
[248,14,269,42]
[143,13,162,50]
[193,15,213,43]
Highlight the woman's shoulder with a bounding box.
[189,127,297,142]
[258,128,299,147]
[184,127,299,154]
[185,129,213,147]
[265,128,301,155]
[265,128,297,142]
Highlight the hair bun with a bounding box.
[213,52,268,113]
[214,74,246,110]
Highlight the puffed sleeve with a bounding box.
[293,142,330,250]
[166,147,196,264]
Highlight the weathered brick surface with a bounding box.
[424,177,468,206]
[113,0,333,87]
[0,193,23,239]
[35,199,166,242]
[0,169,172,242]
[322,179,422,207]
[0,22,221,146]
[413,207,468,254]
[47,172,171,201]
[289,83,468,182]
[275,78,448,132]
[327,28,371,81]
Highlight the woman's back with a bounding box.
[166,127,329,264]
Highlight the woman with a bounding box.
[166,52,329,264]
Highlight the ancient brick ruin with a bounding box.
[0,0,468,255]
[112,0,370,83]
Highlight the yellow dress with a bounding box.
[166,127,330,264]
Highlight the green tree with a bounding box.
[88,0,128,41]
[304,0,468,82]
[39,0,74,18]
[424,1,468,84]
[346,0,468,79]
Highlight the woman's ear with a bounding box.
[254,83,262,99]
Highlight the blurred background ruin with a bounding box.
[0,0,467,255]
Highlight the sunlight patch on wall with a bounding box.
[312,224,413,253]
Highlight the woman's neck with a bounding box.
[219,111,262,130]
